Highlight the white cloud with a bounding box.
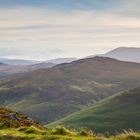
[0,4,140,60]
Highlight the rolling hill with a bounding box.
[0,57,140,124]
[49,86,140,133]
[0,107,140,140]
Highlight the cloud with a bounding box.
[114,0,140,18]
[0,1,140,60]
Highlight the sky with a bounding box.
[0,0,140,60]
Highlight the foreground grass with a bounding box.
[109,130,140,140]
[0,126,98,140]
[0,126,140,140]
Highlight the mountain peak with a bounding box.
[102,47,140,63]
[106,47,140,54]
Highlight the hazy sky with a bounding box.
[0,0,140,60]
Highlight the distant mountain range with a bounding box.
[52,86,140,133]
[0,58,40,65]
[0,57,77,78]
[0,57,78,66]
[1,47,140,66]
[0,57,140,124]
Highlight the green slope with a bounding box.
[0,107,140,140]
[48,87,140,134]
[1,106,140,140]
[0,57,140,124]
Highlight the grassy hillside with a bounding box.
[0,57,140,124]
[48,87,140,134]
[0,106,140,140]
[0,126,140,140]
[0,106,98,140]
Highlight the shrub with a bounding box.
[51,126,71,136]
[0,123,4,129]
[110,130,140,140]
[18,126,46,135]
[0,123,9,129]
[0,136,31,140]
[79,128,94,136]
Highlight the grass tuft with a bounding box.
[51,126,71,136]
[18,126,46,135]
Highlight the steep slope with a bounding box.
[103,47,140,63]
[50,86,140,133]
[0,106,44,129]
[0,57,140,124]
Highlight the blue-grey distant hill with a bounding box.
[102,47,140,63]
[0,59,40,65]
[0,57,78,65]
